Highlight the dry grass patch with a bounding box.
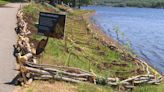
[14,81,76,92]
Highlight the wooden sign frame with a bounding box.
[38,12,66,39]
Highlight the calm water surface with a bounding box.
[82,6,164,74]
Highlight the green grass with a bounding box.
[0,0,8,6]
[133,83,164,92]
[0,0,23,6]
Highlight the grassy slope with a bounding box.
[19,3,164,92]
[93,0,164,8]
[23,3,141,79]
[133,82,164,92]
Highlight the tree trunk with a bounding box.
[73,0,76,7]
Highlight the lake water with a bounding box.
[82,6,164,74]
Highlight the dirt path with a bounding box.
[0,3,20,92]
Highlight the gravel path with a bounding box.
[0,3,20,92]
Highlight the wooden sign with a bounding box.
[38,12,66,39]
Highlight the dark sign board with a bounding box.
[38,12,66,39]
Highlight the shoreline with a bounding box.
[93,4,164,9]
[82,5,164,10]
[84,12,162,76]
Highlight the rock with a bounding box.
[26,78,33,85]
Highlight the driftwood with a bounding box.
[23,66,90,83]
[14,6,163,89]
[34,75,82,83]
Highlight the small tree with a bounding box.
[80,0,92,5]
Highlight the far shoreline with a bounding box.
[81,5,164,10]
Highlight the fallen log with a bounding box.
[43,68,93,78]
[23,65,96,83]
[25,62,91,74]
[34,75,82,83]
[24,66,87,83]
[134,80,148,84]
[120,75,154,84]
[25,66,51,75]
[17,53,33,64]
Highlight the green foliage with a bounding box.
[3,0,24,2]
[0,0,8,6]
[92,0,164,8]
[80,0,92,5]
[133,83,164,92]
[96,77,108,85]
[113,25,120,42]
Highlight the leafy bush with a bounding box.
[93,0,164,8]
[0,0,8,6]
